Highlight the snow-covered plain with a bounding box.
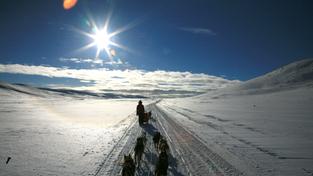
[0,84,143,176]
[1,59,313,176]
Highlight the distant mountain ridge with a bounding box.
[0,81,146,99]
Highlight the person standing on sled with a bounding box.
[136,100,145,126]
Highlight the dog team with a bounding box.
[122,105,170,176]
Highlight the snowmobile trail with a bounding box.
[151,103,244,176]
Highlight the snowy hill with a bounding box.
[158,59,313,175]
[238,58,313,90]
[195,59,313,99]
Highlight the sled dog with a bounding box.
[155,150,169,176]
[153,131,162,151]
[134,132,147,167]
[158,138,169,154]
[122,154,135,176]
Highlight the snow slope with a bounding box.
[237,58,313,90]
[189,58,313,100]
[158,59,313,175]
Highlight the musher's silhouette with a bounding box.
[136,100,145,126]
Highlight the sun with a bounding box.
[92,28,111,51]
[72,12,137,59]
[73,25,115,58]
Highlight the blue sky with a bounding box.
[0,0,313,93]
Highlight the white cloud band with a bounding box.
[0,64,240,94]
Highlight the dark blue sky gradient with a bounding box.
[0,0,313,82]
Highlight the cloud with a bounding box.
[179,27,216,36]
[60,57,130,65]
[60,57,103,65]
[0,64,240,96]
[104,59,124,65]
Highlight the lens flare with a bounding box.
[63,0,77,10]
[110,49,116,56]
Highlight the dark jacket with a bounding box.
[136,104,145,116]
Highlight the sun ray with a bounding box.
[68,25,94,38]
[75,42,96,53]
[104,47,112,59]
[109,41,135,54]
[109,21,136,38]
[95,48,101,59]
[103,9,113,32]
[108,17,146,38]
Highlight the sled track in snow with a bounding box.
[93,115,141,176]
[94,103,243,176]
[152,104,244,176]
[93,105,188,176]
[93,106,159,176]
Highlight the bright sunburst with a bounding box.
[73,24,116,58]
[93,28,110,50]
[90,27,113,58]
[72,12,138,59]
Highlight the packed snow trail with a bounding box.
[93,104,187,176]
[151,103,244,176]
[94,102,244,176]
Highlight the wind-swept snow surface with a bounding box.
[0,84,142,176]
[1,59,313,176]
[0,82,246,176]
[158,59,313,176]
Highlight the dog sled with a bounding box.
[143,111,152,123]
